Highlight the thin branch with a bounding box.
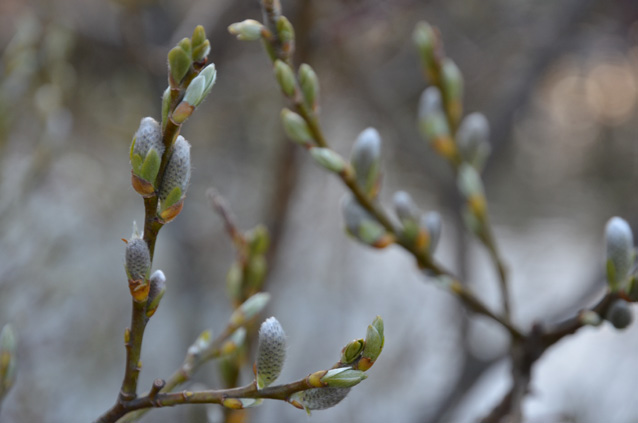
[98,374,333,423]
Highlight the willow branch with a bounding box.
[98,375,329,423]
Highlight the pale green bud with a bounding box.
[421,211,442,253]
[340,339,365,364]
[182,73,206,107]
[441,58,463,126]
[191,25,207,49]
[222,398,263,409]
[245,255,267,291]
[247,224,270,255]
[457,112,491,170]
[178,38,192,58]
[185,64,217,108]
[168,45,191,85]
[191,25,210,62]
[276,16,295,54]
[341,195,393,248]
[229,292,271,327]
[274,60,296,97]
[320,368,367,388]
[605,299,633,329]
[256,317,286,389]
[0,324,17,400]
[221,327,246,356]
[291,387,350,412]
[187,329,213,357]
[413,21,436,63]
[228,19,264,41]
[146,270,166,317]
[299,63,319,108]
[393,191,419,221]
[351,128,382,198]
[161,87,171,129]
[418,87,450,142]
[158,136,191,220]
[191,39,210,63]
[358,316,384,371]
[605,217,635,292]
[281,108,313,146]
[310,148,347,174]
[457,164,484,199]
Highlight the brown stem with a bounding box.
[97,375,324,423]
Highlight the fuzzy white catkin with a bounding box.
[293,387,350,411]
[605,217,634,288]
[159,136,191,202]
[125,238,150,281]
[133,117,164,158]
[256,317,286,389]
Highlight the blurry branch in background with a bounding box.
[229,2,638,422]
[0,324,17,412]
[92,22,384,423]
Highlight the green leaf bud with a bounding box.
[182,73,206,107]
[245,255,267,291]
[413,21,436,65]
[191,25,207,49]
[178,37,192,57]
[0,324,17,400]
[187,329,213,357]
[341,194,393,248]
[372,316,384,341]
[291,387,350,412]
[197,63,217,105]
[310,147,348,174]
[605,217,635,292]
[168,45,192,85]
[173,64,217,123]
[226,262,243,304]
[222,398,263,409]
[393,191,419,222]
[341,339,365,364]
[418,87,456,160]
[247,224,270,255]
[274,59,296,97]
[320,368,367,388]
[228,19,265,41]
[457,112,491,171]
[441,58,463,126]
[191,25,210,62]
[125,232,151,302]
[159,135,191,220]
[281,108,313,146]
[276,16,295,55]
[191,39,210,63]
[351,128,382,198]
[146,270,166,318]
[221,327,247,356]
[420,211,442,253]
[357,317,384,371]
[605,299,633,329]
[457,164,486,219]
[161,87,171,129]
[299,63,319,109]
[229,292,271,327]
[256,317,286,389]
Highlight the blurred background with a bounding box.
[1,0,638,422]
